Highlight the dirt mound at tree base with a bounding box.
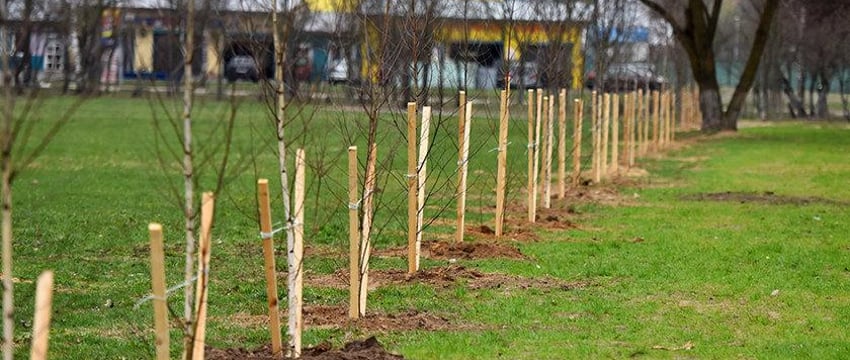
[428,239,525,259]
[308,265,588,293]
[375,239,526,259]
[305,305,453,331]
[205,337,403,360]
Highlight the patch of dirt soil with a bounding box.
[206,336,403,360]
[427,239,525,259]
[564,186,635,206]
[308,265,588,293]
[464,224,539,242]
[529,208,582,230]
[682,191,848,206]
[305,306,452,332]
[375,239,526,259]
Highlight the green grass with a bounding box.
[9,94,850,359]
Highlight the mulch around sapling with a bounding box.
[206,336,403,360]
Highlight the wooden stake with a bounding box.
[652,90,660,151]
[257,179,283,356]
[457,100,472,242]
[358,143,377,314]
[532,89,543,222]
[148,223,170,360]
[495,89,509,237]
[544,95,555,207]
[540,96,551,208]
[572,98,583,187]
[664,91,673,148]
[289,149,305,358]
[623,93,631,169]
[695,87,700,129]
[526,89,537,223]
[406,102,417,274]
[457,91,468,242]
[660,92,667,149]
[637,89,644,156]
[602,93,610,178]
[416,107,431,270]
[192,192,215,360]
[663,91,667,147]
[670,93,676,143]
[664,91,673,147]
[592,91,601,183]
[679,88,692,131]
[611,93,620,174]
[640,89,652,156]
[557,89,567,199]
[29,271,54,360]
[629,91,637,167]
[347,146,359,319]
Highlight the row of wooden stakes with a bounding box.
[523,86,703,226]
[141,87,703,359]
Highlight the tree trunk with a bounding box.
[181,0,197,355]
[816,73,830,118]
[840,72,850,121]
[272,7,296,357]
[808,74,816,118]
[1,2,15,356]
[697,81,726,131]
[780,75,805,118]
[1,160,11,360]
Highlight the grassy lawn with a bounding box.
[9,94,850,359]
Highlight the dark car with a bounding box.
[225,55,259,83]
[586,63,665,92]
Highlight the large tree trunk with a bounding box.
[696,77,726,131]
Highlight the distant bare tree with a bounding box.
[637,0,780,131]
[771,0,850,119]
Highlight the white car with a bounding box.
[327,58,350,85]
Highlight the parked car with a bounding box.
[225,55,259,83]
[496,61,546,89]
[585,63,665,92]
[326,57,350,85]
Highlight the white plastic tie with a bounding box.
[133,276,198,310]
[490,141,512,153]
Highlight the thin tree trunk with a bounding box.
[181,0,197,354]
[1,163,11,360]
[780,75,804,118]
[816,73,829,118]
[1,0,15,356]
[797,71,806,115]
[272,5,295,344]
[808,73,816,118]
[840,72,850,121]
